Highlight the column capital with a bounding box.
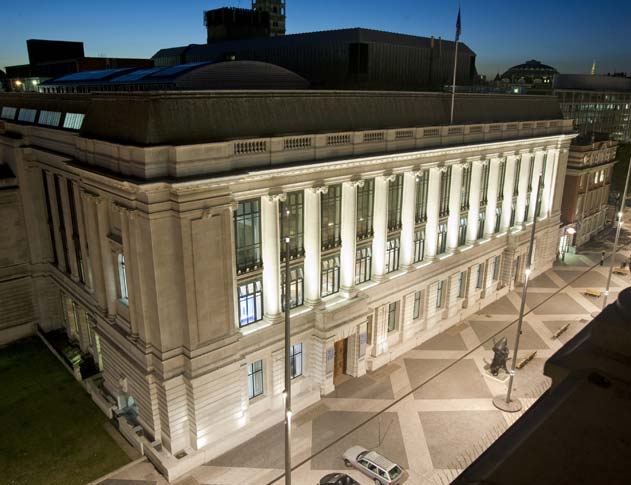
[472,158,489,167]
[378,173,397,183]
[344,177,365,188]
[112,203,132,214]
[310,185,328,195]
[518,148,533,156]
[266,192,287,202]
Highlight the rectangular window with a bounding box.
[497,159,507,201]
[17,108,37,123]
[118,254,128,302]
[41,173,58,266]
[413,228,425,263]
[66,179,84,284]
[0,107,17,120]
[281,266,304,310]
[527,157,535,192]
[290,343,303,379]
[355,246,372,285]
[247,360,264,399]
[321,255,340,297]
[513,157,521,197]
[238,279,263,327]
[53,175,70,273]
[476,264,484,289]
[234,199,262,274]
[458,271,467,298]
[38,110,62,127]
[510,200,516,228]
[385,237,400,273]
[460,164,472,211]
[387,174,404,231]
[492,255,501,281]
[280,191,304,260]
[439,167,452,217]
[436,280,445,308]
[321,184,342,249]
[458,216,468,246]
[63,113,85,130]
[437,223,448,255]
[495,207,502,233]
[415,170,429,223]
[478,211,486,239]
[413,290,422,320]
[480,162,490,205]
[356,179,374,240]
[387,302,398,332]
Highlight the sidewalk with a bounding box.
[96,239,631,485]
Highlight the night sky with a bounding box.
[1,0,630,78]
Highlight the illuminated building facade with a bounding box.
[0,90,573,479]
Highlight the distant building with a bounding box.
[253,0,286,37]
[554,74,631,143]
[498,60,558,94]
[154,28,478,90]
[38,61,309,93]
[560,136,617,252]
[5,39,154,92]
[204,1,285,42]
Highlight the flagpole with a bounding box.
[450,4,461,125]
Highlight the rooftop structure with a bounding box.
[38,61,309,94]
[153,28,478,91]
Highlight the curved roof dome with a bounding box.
[501,60,558,82]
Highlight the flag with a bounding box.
[455,7,461,41]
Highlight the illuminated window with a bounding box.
[387,175,404,231]
[387,302,398,332]
[321,184,342,249]
[234,199,262,274]
[415,170,429,222]
[63,113,85,130]
[478,212,486,239]
[17,108,37,123]
[0,107,17,120]
[414,229,425,263]
[458,216,468,246]
[280,191,304,260]
[385,237,400,273]
[290,343,303,379]
[247,360,264,399]
[321,255,340,297]
[281,266,304,310]
[238,279,263,327]
[437,223,448,254]
[118,254,128,302]
[38,110,62,127]
[355,246,372,285]
[356,179,375,240]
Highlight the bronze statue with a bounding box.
[490,337,509,376]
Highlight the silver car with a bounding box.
[343,446,406,485]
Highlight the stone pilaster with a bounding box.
[80,191,106,310]
[484,157,501,238]
[399,171,417,269]
[95,196,117,318]
[424,167,442,260]
[45,171,66,272]
[72,181,93,289]
[447,163,463,251]
[304,186,325,306]
[467,159,484,244]
[115,204,139,337]
[59,178,80,281]
[515,152,532,228]
[340,179,361,297]
[372,174,393,281]
[542,148,558,219]
[261,193,284,322]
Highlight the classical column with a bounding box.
[424,167,441,260]
[541,148,558,218]
[45,171,66,272]
[261,193,284,322]
[72,181,93,289]
[399,171,417,269]
[500,154,517,232]
[81,191,106,310]
[467,159,484,244]
[59,179,80,281]
[304,186,325,306]
[372,174,393,281]
[484,157,501,238]
[528,151,545,222]
[340,179,361,297]
[515,152,532,228]
[95,196,117,318]
[447,163,463,251]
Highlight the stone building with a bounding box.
[560,136,617,251]
[0,91,573,479]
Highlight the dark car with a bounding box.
[319,472,360,485]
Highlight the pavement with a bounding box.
[97,228,631,485]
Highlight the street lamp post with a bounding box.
[283,207,292,485]
[493,171,544,413]
[602,156,631,309]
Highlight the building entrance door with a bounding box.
[334,338,348,381]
